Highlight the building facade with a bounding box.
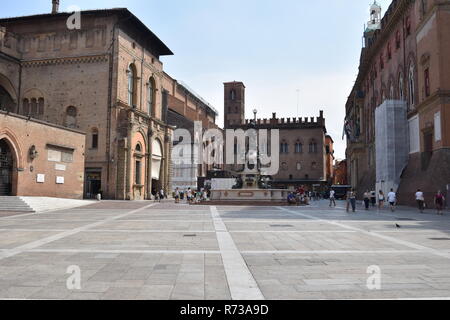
[0,7,216,200]
[345,0,450,205]
[223,81,332,190]
[165,74,221,191]
[0,111,85,198]
[333,159,348,186]
[325,135,335,184]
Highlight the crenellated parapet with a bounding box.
[240,110,326,129]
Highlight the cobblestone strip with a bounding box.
[210,206,264,300]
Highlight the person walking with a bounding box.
[415,189,425,213]
[370,191,377,207]
[346,189,357,213]
[387,189,397,212]
[329,189,336,207]
[378,190,385,210]
[174,188,180,204]
[187,188,192,204]
[363,191,370,210]
[435,190,446,215]
[159,189,164,202]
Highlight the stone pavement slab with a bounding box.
[0,200,449,299]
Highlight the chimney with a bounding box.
[52,0,60,14]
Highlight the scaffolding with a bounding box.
[375,100,408,195]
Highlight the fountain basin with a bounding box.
[210,189,289,202]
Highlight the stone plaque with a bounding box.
[37,174,45,183]
[55,164,66,171]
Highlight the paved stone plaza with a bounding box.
[1,200,450,300]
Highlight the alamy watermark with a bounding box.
[172,121,280,175]
[366,265,382,290]
[66,5,81,30]
[66,265,81,290]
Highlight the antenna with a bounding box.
[296,89,300,118]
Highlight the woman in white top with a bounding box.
[415,189,425,213]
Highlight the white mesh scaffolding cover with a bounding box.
[375,100,408,194]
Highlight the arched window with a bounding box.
[311,162,317,169]
[91,128,99,149]
[399,73,404,101]
[395,30,401,49]
[127,64,136,107]
[38,98,44,116]
[147,77,155,115]
[31,98,37,115]
[408,64,415,109]
[295,141,303,153]
[281,162,288,171]
[135,143,142,153]
[280,141,289,154]
[309,140,317,153]
[230,90,236,100]
[296,162,302,171]
[421,0,428,16]
[65,106,77,128]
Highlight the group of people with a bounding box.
[173,187,210,204]
[415,189,446,215]
[152,189,166,202]
[343,188,446,215]
[359,189,398,212]
[287,186,312,206]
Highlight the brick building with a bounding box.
[0,5,219,199]
[333,159,348,186]
[0,111,85,198]
[224,81,332,190]
[325,135,335,184]
[345,0,450,205]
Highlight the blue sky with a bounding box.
[1,0,392,158]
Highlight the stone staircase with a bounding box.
[20,197,94,213]
[0,196,35,212]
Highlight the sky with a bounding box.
[1,0,392,159]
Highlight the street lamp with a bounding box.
[253,109,257,122]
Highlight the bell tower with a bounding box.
[367,1,381,31]
[224,81,245,128]
[52,0,60,14]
